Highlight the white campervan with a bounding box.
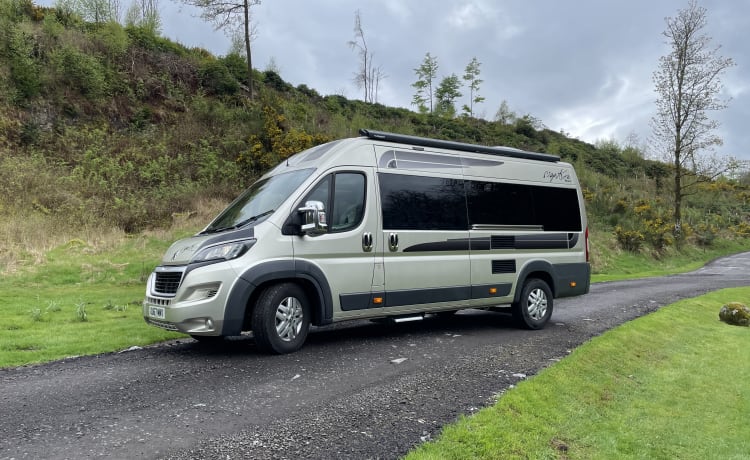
[144,129,590,353]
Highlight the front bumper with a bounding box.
[142,261,240,336]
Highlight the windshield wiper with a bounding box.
[232,209,275,229]
[201,210,275,235]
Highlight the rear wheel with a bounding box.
[252,283,311,354]
[511,278,553,330]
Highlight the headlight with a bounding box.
[190,239,256,263]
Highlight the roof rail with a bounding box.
[359,129,560,163]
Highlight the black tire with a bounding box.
[252,282,311,354]
[511,278,553,330]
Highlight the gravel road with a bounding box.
[2,252,749,460]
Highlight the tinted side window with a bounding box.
[466,181,534,227]
[379,173,468,230]
[530,185,581,231]
[466,180,581,231]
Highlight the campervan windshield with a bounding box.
[201,168,315,234]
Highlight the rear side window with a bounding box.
[466,180,581,231]
[379,172,582,232]
[379,173,467,230]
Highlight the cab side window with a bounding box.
[305,175,331,208]
[303,173,366,233]
[331,173,365,232]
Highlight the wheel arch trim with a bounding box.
[513,260,556,304]
[222,259,333,336]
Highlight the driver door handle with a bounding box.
[388,232,399,252]
[362,232,373,252]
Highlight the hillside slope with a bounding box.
[1,0,748,270]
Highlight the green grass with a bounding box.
[0,233,187,368]
[0,230,747,369]
[590,237,750,282]
[406,288,750,459]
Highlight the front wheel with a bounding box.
[252,283,311,354]
[511,278,553,330]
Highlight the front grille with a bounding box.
[154,271,183,296]
[145,296,171,307]
[146,318,179,331]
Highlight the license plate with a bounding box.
[149,306,165,320]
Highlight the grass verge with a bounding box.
[405,287,750,459]
[590,236,750,282]
[0,232,190,368]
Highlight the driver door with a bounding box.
[291,167,383,318]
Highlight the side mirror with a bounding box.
[299,200,327,236]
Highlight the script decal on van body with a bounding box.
[542,168,572,183]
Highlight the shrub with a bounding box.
[730,221,750,238]
[0,0,33,22]
[240,105,331,170]
[198,59,239,96]
[19,120,40,145]
[94,20,129,61]
[3,22,42,101]
[719,302,750,327]
[643,217,674,250]
[693,222,718,247]
[263,69,291,92]
[614,226,644,252]
[220,53,249,84]
[50,45,108,99]
[612,199,628,214]
[125,25,186,55]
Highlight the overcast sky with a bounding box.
[41,0,750,161]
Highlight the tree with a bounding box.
[56,0,118,23]
[461,56,484,117]
[411,52,438,114]
[124,0,161,33]
[651,0,736,240]
[435,73,462,118]
[348,10,385,103]
[182,0,260,98]
[494,99,516,124]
